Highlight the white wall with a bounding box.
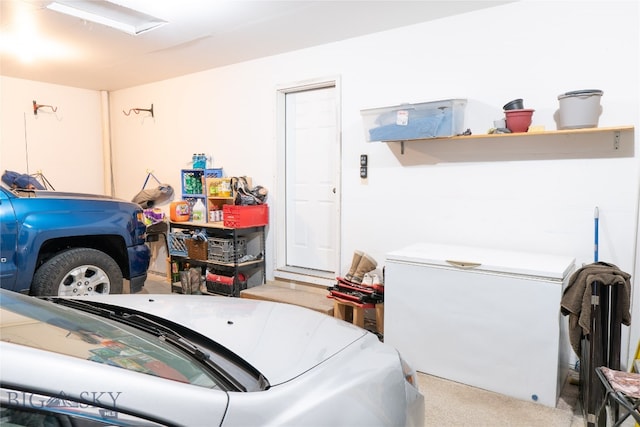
[110,2,639,267]
[108,0,640,362]
[1,0,639,363]
[0,76,105,193]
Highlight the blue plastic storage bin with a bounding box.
[361,99,466,142]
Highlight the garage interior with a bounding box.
[1,1,639,426]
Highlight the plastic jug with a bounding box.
[192,199,206,223]
[220,179,231,197]
[192,153,207,169]
[170,201,190,222]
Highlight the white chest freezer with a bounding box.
[384,242,575,407]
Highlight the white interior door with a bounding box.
[281,83,339,276]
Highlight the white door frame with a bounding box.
[275,76,341,287]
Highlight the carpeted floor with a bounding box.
[418,371,583,426]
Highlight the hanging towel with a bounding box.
[561,261,631,356]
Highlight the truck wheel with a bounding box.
[31,248,124,296]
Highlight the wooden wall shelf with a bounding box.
[386,126,635,162]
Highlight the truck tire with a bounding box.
[31,248,124,296]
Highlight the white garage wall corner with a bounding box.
[0,76,105,194]
[101,91,114,196]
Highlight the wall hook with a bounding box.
[33,100,58,115]
[123,104,154,118]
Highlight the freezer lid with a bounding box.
[386,242,575,280]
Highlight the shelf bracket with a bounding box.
[614,131,620,150]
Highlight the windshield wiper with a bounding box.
[50,298,246,391]
[119,312,247,392]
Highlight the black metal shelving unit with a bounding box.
[168,221,266,297]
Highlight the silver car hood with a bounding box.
[76,293,367,385]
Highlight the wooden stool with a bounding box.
[332,297,384,335]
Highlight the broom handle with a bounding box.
[594,206,599,262]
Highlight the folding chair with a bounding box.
[596,366,640,426]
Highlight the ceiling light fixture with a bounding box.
[45,0,167,36]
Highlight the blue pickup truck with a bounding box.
[0,186,151,296]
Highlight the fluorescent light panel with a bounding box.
[46,1,167,35]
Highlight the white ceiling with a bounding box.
[0,0,512,91]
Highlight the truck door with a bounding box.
[0,189,18,289]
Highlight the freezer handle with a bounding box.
[446,260,482,269]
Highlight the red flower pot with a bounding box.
[505,109,535,133]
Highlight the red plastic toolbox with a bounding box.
[223,204,269,228]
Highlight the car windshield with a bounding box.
[0,291,220,389]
